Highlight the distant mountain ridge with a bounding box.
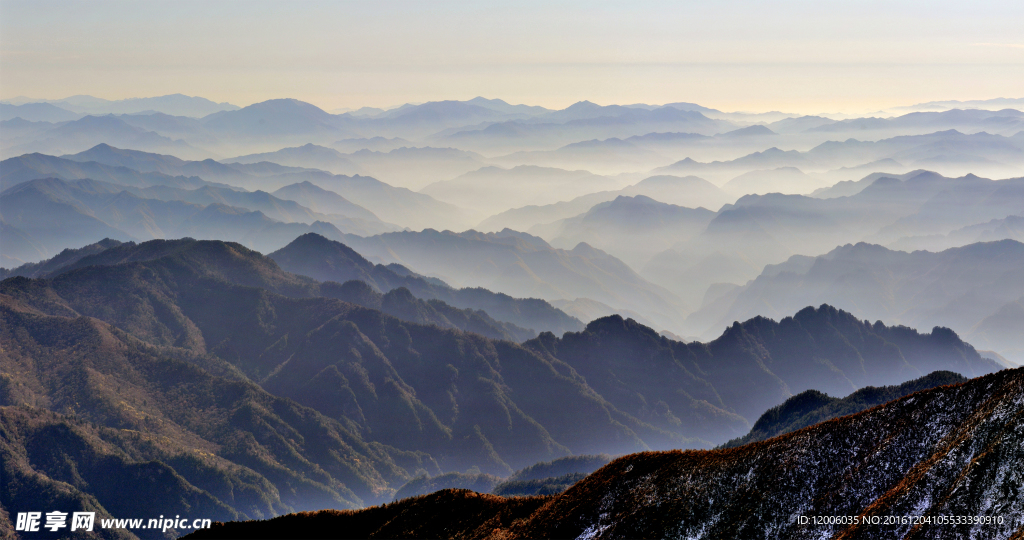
[0,148,420,264]
[340,228,693,332]
[224,143,487,190]
[530,195,717,268]
[2,93,240,117]
[268,233,584,337]
[652,129,1024,187]
[64,142,255,181]
[0,175,377,263]
[2,114,212,160]
[440,106,733,154]
[809,108,1024,136]
[420,165,625,216]
[687,240,1024,363]
[39,144,455,231]
[0,102,82,123]
[476,174,732,233]
[641,169,1024,308]
[890,97,1024,113]
[224,143,362,175]
[1,151,233,192]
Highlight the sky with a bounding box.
[1,0,1022,114]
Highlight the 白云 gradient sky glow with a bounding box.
[1,0,1021,114]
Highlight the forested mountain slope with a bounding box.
[186,366,1024,540]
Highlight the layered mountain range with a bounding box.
[3,91,1022,539]
[1,237,1001,536]
[266,233,584,337]
[338,228,693,331]
[639,170,1024,308]
[687,240,1024,363]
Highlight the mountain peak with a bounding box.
[270,232,376,276]
[720,125,777,137]
[571,241,607,257]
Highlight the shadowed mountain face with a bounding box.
[510,367,1024,540]
[184,490,552,540]
[0,241,699,469]
[185,366,1024,540]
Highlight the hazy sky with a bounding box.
[1,0,1021,113]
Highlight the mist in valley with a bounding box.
[2,1,1023,537]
